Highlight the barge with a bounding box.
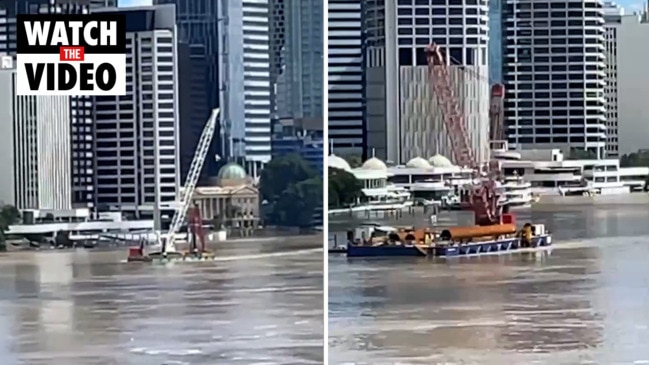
[126,205,215,263]
[345,214,552,258]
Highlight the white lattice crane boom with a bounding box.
[163,108,220,252]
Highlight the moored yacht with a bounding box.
[501,175,533,208]
[409,180,454,206]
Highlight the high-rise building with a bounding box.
[271,118,323,225]
[613,9,649,155]
[153,0,220,182]
[489,0,503,83]
[327,0,365,158]
[271,119,324,175]
[0,0,102,209]
[0,64,72,210]
[269,0,285,118]
[502,0,607,157]
[363,0,490,164]
[603,2,623,157]
[92,5,180,217]
[218,0,272,176]
[271,0,324,121]
[176,41,211,183]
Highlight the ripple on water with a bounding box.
[329,206,649,364]
[0,242,323,365]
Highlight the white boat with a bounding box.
[501,175,533,208]
[409,180,455,206]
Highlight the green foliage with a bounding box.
[620,150,649,168]
[273,177,323,227]
[345,154,363,168]
[567,148,597,160]
[259,154,322,227]
[0,205,20,251]
[328,167,364,208]
[620,150,649,192]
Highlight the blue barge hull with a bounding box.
[346,235,552,258]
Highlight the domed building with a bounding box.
[217,162,250,186]
[192,162,259,230]
[429,154,454,168]
[328,154,352,172]
[361,157,388,171]
[406,157,431,169]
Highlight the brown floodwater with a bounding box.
[329,202,649,364]
[0,235,324,365]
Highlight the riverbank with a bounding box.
[537,192,649,206]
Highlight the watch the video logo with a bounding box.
[16,13,126,96]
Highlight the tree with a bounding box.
[618,150,649,191]
[345,154,363,168]
[273,177,323,227]
[328,167,364,208]
[568,148,597,160]
[259,154,322,227]
[0,205,20,251]
[260,154,316,202]
[620,150,649,168]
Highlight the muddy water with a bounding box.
[329,203,649,364]
[0,236,324,365]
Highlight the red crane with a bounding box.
[425,44,502,226]
[188,204,206,253]
[490,83,505,142]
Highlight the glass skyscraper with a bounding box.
[489,0,502,83]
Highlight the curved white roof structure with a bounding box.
[362,157,388,171]
[429,154,454,167]
[328,154,352,172]
[406,157,431,169]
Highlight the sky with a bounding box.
[118,0,152,6]
[618,0,647,12]
[115,0,646,10]
[116,0,645,12]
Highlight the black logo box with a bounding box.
[17,14,126,54]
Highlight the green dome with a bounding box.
[218,163,247,180]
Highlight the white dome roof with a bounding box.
[429,154,453,167]
[361,157,387,171]
[328,154,352,171]
[406,157,431,169]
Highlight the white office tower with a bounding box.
[93,5,180,217]
[503,0,607,157]
[0,65,71,210]
[219,0,273,176]
[328,0,364,157]
[603,2,624,157]
[364,0,490,165]
[609,7,649,155]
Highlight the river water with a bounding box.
[0,236,324,365]
[329,202,649,364]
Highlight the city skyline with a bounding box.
[0,0,324,214]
